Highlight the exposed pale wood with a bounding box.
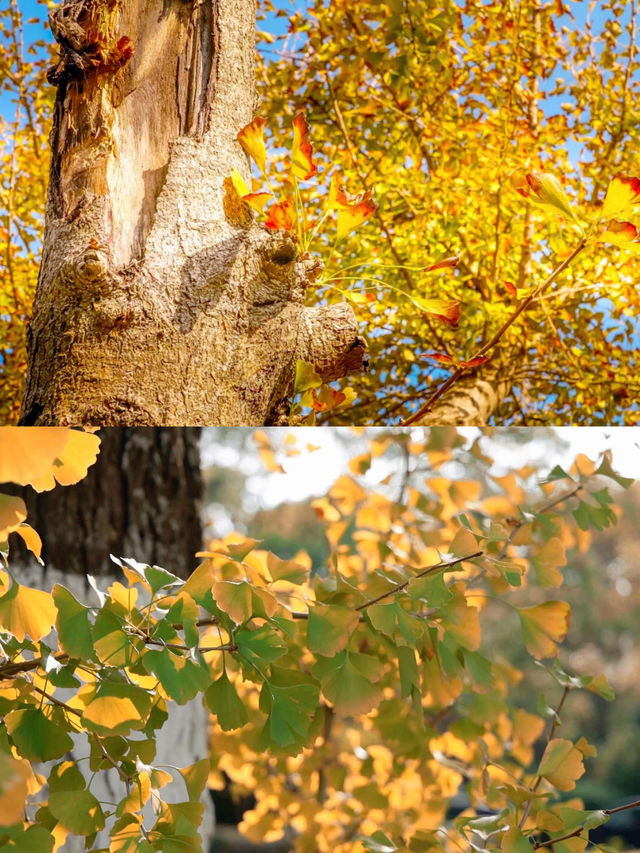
[21,0,366,426]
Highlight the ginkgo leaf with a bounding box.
[265,552,308,584]
[13,523,43,564]
[32,429,101,490]
[291,113,318,180]
[205,671,249,731]
[294,359,323,394]
[500,827,533,852]
[312,649,384,715]
[518,600,571,659]
[264,199,297,231]
[328,174,377,238]
[82,681,152,736]
[143,649,212,704]
[0,427,68,486]
[259,668,319,747]
[513,171,582,230]
[213,580,252,623]
[53,584,95,660]
[594,219,640,248]
[0,493,26,541]
[49,788,106,835]
[538,738,585,791]
[532,538,566,587]
[0,573,56,641]
[228,169,272,211]
[237,116,268,173]
[0,754,32,826]
[5,708,74,762]
[602,174,640,220]
[412,297,461,326]
[307,604,359,655]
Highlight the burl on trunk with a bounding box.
[20,0,366,426]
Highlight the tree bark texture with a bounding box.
[20,0,366,426]
[9,427,215,851]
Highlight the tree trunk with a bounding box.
[20,0,366,427]
[413,347,521,426]
[15,427,203,576]
[10,427,215,851]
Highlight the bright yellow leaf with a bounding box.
[0,572,56,641]
[538,738,585,791]
[518,601,571,659]
[237,116,268,173]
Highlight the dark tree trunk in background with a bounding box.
[14,427,202,576]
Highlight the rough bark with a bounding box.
[415,348,521,426]
[20,0,366,427]
[9,428,215,851]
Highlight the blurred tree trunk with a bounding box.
[16,427,203,576]
[20,0,365,427]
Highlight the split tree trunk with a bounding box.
[20,0,366,427]
[10,428,215,851]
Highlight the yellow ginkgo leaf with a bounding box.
[0,494,27,541]
[513,171,583,231]
[30,429,101,491]
[0,754,32,826]
[0,572,56,641]
[602,174,640,220]
[237,116,268,173]
[0,427,68,487]
[594,219,640,249]
[518,600,571,659]
[13,523,43,565]
[538,738,586,791]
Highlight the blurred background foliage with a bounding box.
[202,427,640,849]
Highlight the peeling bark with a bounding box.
[21,0,366,427]
[416,348,520,426]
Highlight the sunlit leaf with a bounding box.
[518,600,570,659]
[538,738,585,791]
[602,174,640,220]
[0,573,56,641]
[237,116,268,173]
[291,113,317,180]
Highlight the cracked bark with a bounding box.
[20,0,366,426]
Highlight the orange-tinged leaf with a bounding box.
[424,353,453,364]
[13,523,43,564]
[0,494,26,541]
[228,170,272,211]
[328,174,377,239]
[412,298,460,326]
[291,113,317,180]
[0,427,68,487]
[532,538,566,587]
[503,280,517,296]
[264,199,297,231]
[594,219,639,247]
[424,254,460,272]
[459,356,489,368]
[0,754,31,826]
[602,174,640,220]
[237,116,268,173]
[0,573,56,641]
[30,429,101,491]
[538,738,585,791]
[513,171,582,230]
[518,600,571,659]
